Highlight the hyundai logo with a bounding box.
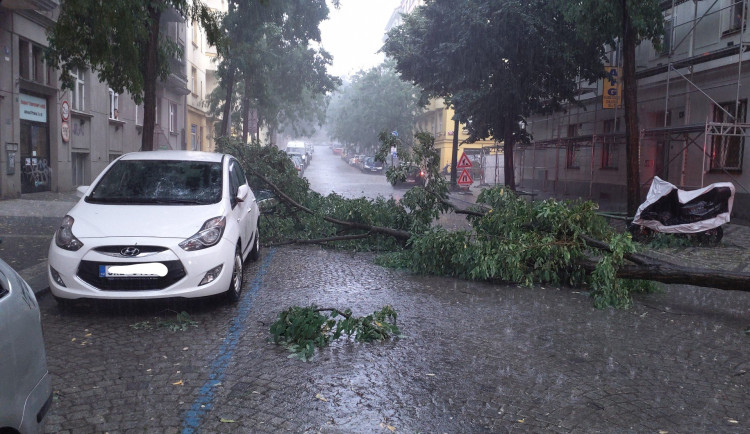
[120,247,141,257]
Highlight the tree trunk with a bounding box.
[220,67,235,137]
[241,77,250,143]
[577,259,750,292]
[503,116,515,190]
[141,5,161,151]
[451,115,459,187]
[622,0,641,216]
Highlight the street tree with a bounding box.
[217,0,338,141]
[46,0,222,151]
[382,0,605,191]
[561,0,664,216]
[326,62,425,156]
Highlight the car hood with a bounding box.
[67,202,227,239]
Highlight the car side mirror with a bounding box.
[76,185,89,198]
[236,184,250,202]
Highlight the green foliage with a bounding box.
[646,233,695,249]
[380,188,657,308]
[326,62,426,155]
[270,305,400,361]
[216,0,339,138]
[217,137,414,251]
[47,0,221,104]
[130,311,199,332]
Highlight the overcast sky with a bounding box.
[319,0,402,78]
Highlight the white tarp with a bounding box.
[632,177,735,234]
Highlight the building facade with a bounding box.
[520,0,750,218]
[186,0,226,153]
[0,2,191,199]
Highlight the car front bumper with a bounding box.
[48,237,236,300]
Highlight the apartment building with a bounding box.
[520,0,750,218]
[186,0,227,153]
[0,1,190,198]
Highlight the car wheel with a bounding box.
[248,228,261,262]
[225,245,244,303]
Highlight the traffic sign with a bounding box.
[457,169,473,186]
[457,152,473,169]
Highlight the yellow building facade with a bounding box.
[415,98,500,182]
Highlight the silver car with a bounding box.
[0,257,53,433]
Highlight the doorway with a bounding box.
[20,119,51,193]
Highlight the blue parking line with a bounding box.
[181,248,276,433]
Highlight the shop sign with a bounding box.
[19,93,47,122]
[603,66,623,109]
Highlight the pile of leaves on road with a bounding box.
[269,305,400,361]
[217,134,657,309]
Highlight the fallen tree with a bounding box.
[217,136,750,309]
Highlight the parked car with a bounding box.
[48,151,261,304]
[361,157,384,173]
[290,155,305,176]
[0,257,53,433]
[391,165,426,187]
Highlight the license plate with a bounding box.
[99,263,168,278]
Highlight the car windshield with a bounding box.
[86,160,223,205]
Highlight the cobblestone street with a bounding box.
[0,146,749,432]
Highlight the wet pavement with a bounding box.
[0,145,748,432]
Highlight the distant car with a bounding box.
[391,165,426,187]
[0,257,53,433]
[332,147,343,155]
[47,151,261,304]
[290,155,305,176]
[361,157,384,173]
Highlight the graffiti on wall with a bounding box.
[23,158,50,188]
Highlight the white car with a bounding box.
[48,151,261,304]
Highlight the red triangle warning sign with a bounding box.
[457,152,473,169]
[456,169,474,186]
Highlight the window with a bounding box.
[601,141,618,169]
[108,89,119,119]
[19,40,30,80]
[711,100,747,171]
[72,153,88,186]
[566,143,581,169]
[603,118,620,133]
[192,67,198,96]
[192,20,199,47]
[567,124,578,138]
[661,19,672,56]
[191,124,198,151]
[71,68,85,111]
[724,0,746,34]
[155,99,161,125]
[169,103,177,133]
[135,103,143,126]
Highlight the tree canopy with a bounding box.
[326,62,425,155]
[215,0,339,142]
[46,0,222,151]
[383,0,610,190]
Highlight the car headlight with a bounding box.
[179,216,226,251]
[55,215,83,251]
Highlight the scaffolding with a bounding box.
[521,0,750,202]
